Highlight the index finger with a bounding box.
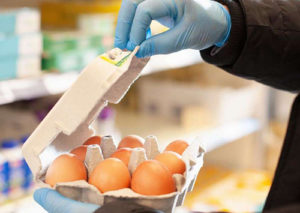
[114,0,144,49]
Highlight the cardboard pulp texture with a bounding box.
[22,47,205,213]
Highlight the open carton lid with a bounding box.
[22,47,149,181]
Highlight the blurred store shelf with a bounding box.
[142,49,202,75]
[0,72,78,105]
[115,110,261,151]
[0,50,202,105]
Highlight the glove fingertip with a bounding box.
[135,50,145,58]
[114,38,127,50]
[126,41,137,51]
[138,40,155,58]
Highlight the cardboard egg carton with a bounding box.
[22,47,205,213]
[53,136,204,213]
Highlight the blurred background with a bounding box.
[0,0,296,212]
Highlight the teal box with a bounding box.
[0,57,17,80]
[0,33,42,58]
[0,56,41,80]
[0,8,40,35]
[0,35,19,57]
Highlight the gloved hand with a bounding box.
[34,188,99,213]
[114,0,231,58]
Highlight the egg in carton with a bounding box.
[22,46,205,213]
[54,135,204,213]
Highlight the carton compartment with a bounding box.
[49,135,204,213]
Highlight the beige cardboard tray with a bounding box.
[55,136,204,213]
[22,47,205,213]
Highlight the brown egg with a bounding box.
[70,145,88,162]
[89,158,131,193]
[118,135,144,149]
[131,160,176,196]
[111,148,133,166]
[155,151,186,175]
[164,140,189,155]
[45,154,87,187]
[83,136,102,146]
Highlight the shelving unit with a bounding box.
[0,50,201,105]
[142,49,202,75]
[0,72,78,105]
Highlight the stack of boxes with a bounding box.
[42,26,113,73]
[0,8,42,80]
[41,0,117,73]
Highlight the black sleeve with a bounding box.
[264,204,300,213]
[200,0,300,92]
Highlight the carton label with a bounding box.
[100,50,132,67]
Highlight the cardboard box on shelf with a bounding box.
[42,31,113,72]
[43,31,107,53]
[42,48,100,73]
[0,56,41,80]
[0,33,42,58]
[0,8,40,35]
[78,13,115,35]
[138,67,260,126]
[0,8,42,80]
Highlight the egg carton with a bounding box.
[57,136,204,213]
[22,47,205,213]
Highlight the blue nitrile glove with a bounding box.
[34,188,99,213]
[114,0,231,58]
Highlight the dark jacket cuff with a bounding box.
[200,0,246,67]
